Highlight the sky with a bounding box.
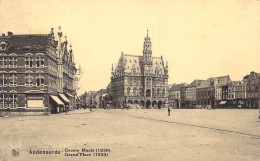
[0,0,259,95]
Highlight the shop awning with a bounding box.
[65,93,74,98]
[50,95,64,106]
[220,101,227,105]
[58,93,70,103]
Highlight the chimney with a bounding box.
[2,34,5,36]
[8,32,13,36]
[51,28,54,34]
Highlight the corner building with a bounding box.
[0,31,58,113]
[111,32,168,109]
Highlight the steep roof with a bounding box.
[188,79,203,87]
[213,75,231,87]
[168,84,174,89]
[197,79,213,89]
[169,84,185,91]
[114,53,166,76]
[9,34,50,51]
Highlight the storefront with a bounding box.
[49,95,64,113]
[58,93,70,111]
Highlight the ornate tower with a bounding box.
[143,29,152,65]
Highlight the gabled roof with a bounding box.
[213,75,231,87]
[168,84,174,89]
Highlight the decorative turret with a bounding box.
[69,44,74,62]
[57,26,63,58]
[143,29,152,64]
[111,63,114,77]
[165,61,168,74]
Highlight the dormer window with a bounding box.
[0,41,6,50]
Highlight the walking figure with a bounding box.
[90,104,93,112]
[168,107,171,116]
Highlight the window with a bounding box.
[9,74,17,87]
[0,74,8,87]
[26,74,33,86]
[132,68,136,74]
[146,89,151,97]
[146,78,151,85]
[1,42,6,50]
[157,88,160,96]
[0,57,7,68]
[0,94,8,108]
[25,57,33,68]
[128,77,132,85]
[36,56,44,67]
[133,78,137,84]
[162,89,165,96]
[9,94,17,108]
[127,87,130,96]
[133,88,137,96]
[9,57,17,68]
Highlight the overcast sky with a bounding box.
[0,0,259,95]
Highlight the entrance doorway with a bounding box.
[146,100,151,109]
[158,101,162,109]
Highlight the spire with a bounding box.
[58,26,62,38]
[143,29,152,64]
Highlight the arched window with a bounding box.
[157,88,160,96]
[146,89,151,97]
[162,89,165,96]
[36,75,44,86]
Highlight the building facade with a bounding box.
[185,80,202,108]
[244,71,260,108]
[56,27,77,109]
[196,78,215,109]
[0,28,77,114]
[110,32,168,109]
[168,84,185,108]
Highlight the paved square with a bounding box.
[0,109,259,161]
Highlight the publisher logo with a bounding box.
[11,149,20,157]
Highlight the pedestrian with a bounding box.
[90,104,93,112]
[168,107,171,116]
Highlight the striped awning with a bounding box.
[50,95,64,106]
[58,93,70,103]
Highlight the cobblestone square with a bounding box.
[0,109,259,161]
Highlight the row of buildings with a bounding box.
[79,31,259,110]
[79,89,108,109]
[0,27,79,114]
[168,72,260,109]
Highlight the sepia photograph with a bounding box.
[0,0,259,160]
